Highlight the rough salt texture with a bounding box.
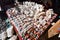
[6,1,57,40]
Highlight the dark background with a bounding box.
[0,0,60,40]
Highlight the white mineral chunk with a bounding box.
[1,31,7,40]
[48,9,54,14]
[24,10,29,15]
[7,26,13,37]
[39,16,44,24]
[51,22,55,25]
[42,19,46,26]
[58,34,60,38]
[8,35,17,40]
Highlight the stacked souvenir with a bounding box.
[6,1,57,40]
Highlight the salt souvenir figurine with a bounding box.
[39,5,44,12]
[42,19,46,26]
[48,9,54,14]
[46,9,54,18]
[46,9,52,21]
[29,10,34,17]
[39,16,44,24]
[24,10,29,16]
[34,10,39,21]
[37,12,45,18]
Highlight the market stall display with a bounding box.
[6,1,57,40]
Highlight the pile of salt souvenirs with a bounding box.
[6,1,57,40]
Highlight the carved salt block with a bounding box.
[42,19,46,26]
